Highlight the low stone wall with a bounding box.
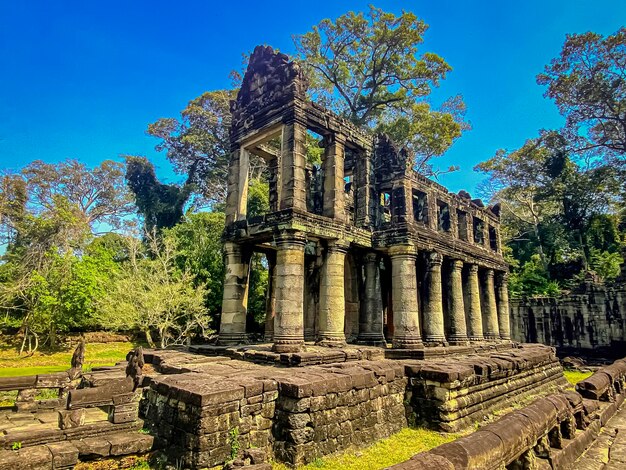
[140,344,566,467]
[390,357,626,470]
[404,343,567,431]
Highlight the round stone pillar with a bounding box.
[219,242,250,345]
[465,264,484,342]
[423,252,447,346]
[483,268,500,341]
[496,272,511,340]
[317,241,348,347]
[357,252,386,346]
[448,259,469,345]
[272,232,306,353]
[390,246,423,349]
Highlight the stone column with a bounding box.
[390,246,423,349]
[496,272,511,340]
[355,148,374,228]
[423,252,447,346]
[272,232,306,353]
[323,133,345,220]
[482,268,500,340]
[357,253,386,346]
[448,259,469,345]
[263,251,277,342]
[317,241,348,347]
[279,120,307,212]
[225,146,243,225]
[219,242,250,345]
[303,257,318,342]
[465,264,484,341]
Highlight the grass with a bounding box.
[0,341,136,378]
[563,369,593,386]
[271,427,459,470]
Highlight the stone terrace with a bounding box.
[140,343,566,467]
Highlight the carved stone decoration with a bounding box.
[68,339,85,380]
[373,133,413,176]
[230,45,308,127]
[125,346,145,391]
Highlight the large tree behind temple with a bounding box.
[124,156,192,232]
[537,27,626,163]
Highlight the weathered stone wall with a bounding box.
[510,281,626,352]
[390,357,626,470]
[404,344,567,432]
[140,345,566,467]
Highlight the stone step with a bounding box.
[0,430,154,469]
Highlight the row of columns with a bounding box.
[219,233,510,352]
[389,246,510,348]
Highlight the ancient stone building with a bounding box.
[218,45,510,352]
[511,257,626,353]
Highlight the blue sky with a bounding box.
[1,0,624,196]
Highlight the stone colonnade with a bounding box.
[219,234,510,350]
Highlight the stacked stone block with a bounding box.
[389,357,626,470]
[141,374,277,469]
[272,361,407,465]
[404,344,568,431]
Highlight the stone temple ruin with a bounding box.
[218,45,510,352]
[3,45,626,470]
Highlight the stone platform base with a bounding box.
[188,341,517,366]
[140,343,567,467]
[188,343,386,366]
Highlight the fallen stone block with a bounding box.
[73,436,111,458]
[46,441,79,468]
[108,432,154,456]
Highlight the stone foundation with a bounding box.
[140,344,565,467]
[390,356,626,470]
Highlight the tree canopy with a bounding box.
[295,6,468,173]
[537,27,626,164]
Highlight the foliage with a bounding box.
[228,427,240,461]
[476,130,624,292]
[166,212,226,329]
[147,90,233,204]
[508,255,561,297]
[124,156,192,232]
[295,6,468,172]
[97,230,211,348]
[537,27,626,163]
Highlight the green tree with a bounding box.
[124,156,192,232]
[97,230,210,348]
[537,27,626,163]
[295,6,467,171]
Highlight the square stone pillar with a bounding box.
[482,268,501,340]
[447,259,469,345]
[357,253,386,346]
[263,251,277,342]
[219,242,250,345]
[225,146,244,225]
[422,252,447,346]
[496,272,511,340]
[355,149,375,228]
[272,232,306,353]
[322,133,346,220]
[390,246,423,349]
[317,240,348,347]
[465,264,484,341]
[304,256,319,341]
[279,120,307,212]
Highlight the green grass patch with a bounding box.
[271,427,459,470]
[563,369,593,386]
[0,341,136,375]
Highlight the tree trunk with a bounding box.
[145,329,155,348]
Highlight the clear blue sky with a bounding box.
[1,0,624,196]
